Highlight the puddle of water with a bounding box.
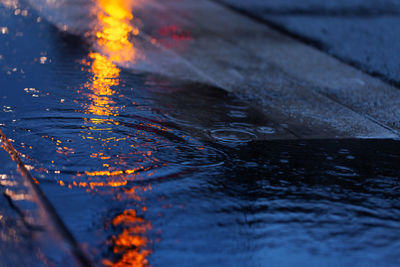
[0,137,83,266]
[0,2,400,267]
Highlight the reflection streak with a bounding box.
[77,0,152,265]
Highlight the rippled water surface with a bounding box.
[1,2,400,266]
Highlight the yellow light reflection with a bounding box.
[85,52,121,119]
[76,0,151,265]
[95,0,138,63]
[84,0,137,121]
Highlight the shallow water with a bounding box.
[1,2,400,267]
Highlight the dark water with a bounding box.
[1,3,400,267]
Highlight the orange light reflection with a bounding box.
[75,0,152,265]
[103,209,152,267]
[95,0,138,63]
[85,52,121,120]
[84,0,137,121]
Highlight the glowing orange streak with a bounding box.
[85,166,146,177]
[85,170,124,176]
[103,210,152,267]
[78,1,151,265]
[85,0,138,118]
[79,181,127,188]
[95,0,138,63]
[85,52,120,118]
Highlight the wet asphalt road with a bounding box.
[217,0,400,86]
[1,0,400,266]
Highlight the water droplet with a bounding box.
[0,27,8,34]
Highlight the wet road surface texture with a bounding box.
[218,0,400,85]
[1,1,400,266]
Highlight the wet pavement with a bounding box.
[217,0,400,85]
[1,0,400,266]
